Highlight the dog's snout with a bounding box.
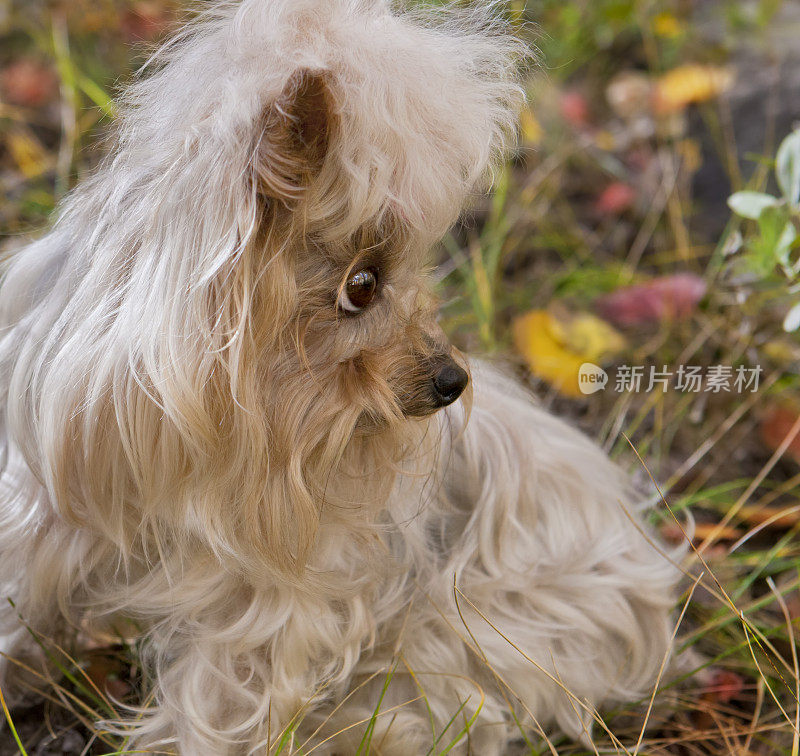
[431,359,469,407]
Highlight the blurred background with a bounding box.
[1,0,800,754]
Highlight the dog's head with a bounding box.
[235,3,524,435]
[16,0,525,575]
[251,68,474,432]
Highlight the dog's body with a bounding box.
[0,1,678,753]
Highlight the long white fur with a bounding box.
[0,1,679,753]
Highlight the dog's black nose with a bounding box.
[432,360,469,407]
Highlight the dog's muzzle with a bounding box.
[430,356,469,408]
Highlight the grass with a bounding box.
[1,0,800,754]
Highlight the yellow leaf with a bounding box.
[594,130,617,152]
[652,12,684,39]
[512,310,625,398]
[562,313,626,362]
[519,107,543,146]
[513,311,583,397]
[6,128,49,178]
[764,339,800,365]
[654,65,733,114]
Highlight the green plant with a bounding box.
[728,129,800,330]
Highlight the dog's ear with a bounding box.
[255,69,336,202]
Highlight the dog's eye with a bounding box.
[338,268,378,314]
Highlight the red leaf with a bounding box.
[707,669,744,703]
[760,405,800,463]
[0,59,58,108]
[596,274,706,327]
[595,182,636,215]
[121,2,174,41]
[560,91,590,127]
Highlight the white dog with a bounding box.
[0,1,679,753]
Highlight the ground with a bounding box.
[1,0,800,754]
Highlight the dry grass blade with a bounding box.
[624,433,800,715]
[766,576,800,756]
[697,410,800,554]
[633,571,704,755]
[303,696,425,755]
[453,581,632,754]
[741,619,797,732]
[294,669,384,753]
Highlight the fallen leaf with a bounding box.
[513,311,584,397]
[595,182,636,215]
[661,522,741,543]
[595,273,706,328]
[558,312,626,361]
[652,12,685,39]
[0,59,58,107]
[737,504,800,529]
[519,107,543,146]
[49,0,121,33]
[706,669,745,703]
[512,309,624,397]
[785,592,800,621]
[763,339,800,364]
[122,1,174,40]
[593,130,617,152]
[760,405,800,464]
[85,647,132,701]
[560,90,590,127]
[654,64,734,115]
[6,129,50,178]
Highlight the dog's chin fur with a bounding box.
[0,1,681,753]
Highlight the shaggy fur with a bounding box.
[0,1,680,753]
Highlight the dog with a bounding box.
[0,1,680,753]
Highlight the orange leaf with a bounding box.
[760,405,800,464]
[661,522,741,543]
[737,505,800,529]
